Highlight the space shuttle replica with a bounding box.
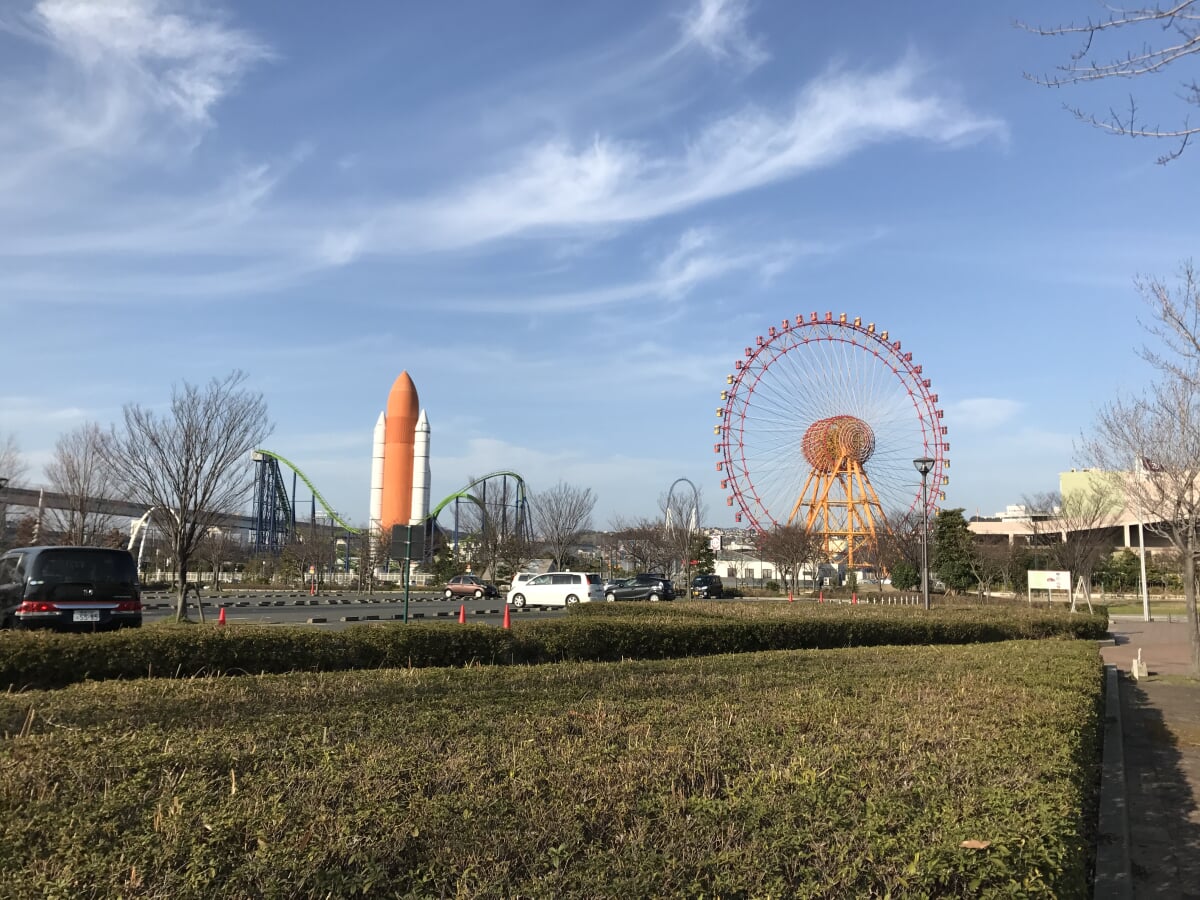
[368,371,431,534]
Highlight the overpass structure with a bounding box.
[0,485,257,533]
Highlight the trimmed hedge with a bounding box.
[0,604,1108,691]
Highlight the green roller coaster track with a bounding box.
[254,449,361,533]
[255,453,531,537]
[428,471,530,522]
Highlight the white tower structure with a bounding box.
[410,409,431,525]
[369,411,385,532]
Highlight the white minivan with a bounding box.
[507,572,603,608]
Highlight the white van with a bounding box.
[507,572,603,608]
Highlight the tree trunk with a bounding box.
[1186,542,1200,675]
[175,557,188,622]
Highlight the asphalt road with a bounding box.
[141,592,568,629]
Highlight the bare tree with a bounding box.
[196,527,243,593]
[878,508,924,573]
[44,423,116,545]
[101,371,272,622]
[1022,2,1200,163]
[967,538,1012,601]
[659,486,706,580]
[1083,270,1200,673]
[0,432,28,550]
[610,517,675,575]
[0,432,27,486]
[757,524,819,596]
[456,476,530,581]
[1023,486,1122,607]
[532,481,595,569]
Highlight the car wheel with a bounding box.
[444,589,453,599]
[473,589,483,599]
[605,592,616,602]
[565,594,580,605]
[649,592,661,602]
[511,593,526,608]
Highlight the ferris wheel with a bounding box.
[715,312,948,568]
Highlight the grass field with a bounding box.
[0,639,1103,898]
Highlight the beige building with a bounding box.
[967,469,1172,551]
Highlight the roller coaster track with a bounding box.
[428,470,530,521]
[250,455,531,558]
[254,449,360,533]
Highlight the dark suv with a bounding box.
[604,573,674,602]
[690,574,724,599]
[0,546,142,631]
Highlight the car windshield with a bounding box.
[692,577,711,586]
[33,550,136,583]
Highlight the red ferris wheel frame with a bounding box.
[715,311,948,534]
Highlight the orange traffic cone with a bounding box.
[819,590,824,604]
[852,592,858,605]
[788,590,794,603]
[458,604,466,624]
[502,605,511,630]
[310,580,316,596]
[217,607,226,626]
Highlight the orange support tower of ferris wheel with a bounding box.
[788,415,886,570]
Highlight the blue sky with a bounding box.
[0,0,1193,529]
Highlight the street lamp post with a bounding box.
[913,457,935,611]
[0,477,8,545]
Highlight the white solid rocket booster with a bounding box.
[369,411,385,532]
[410,409,430,525]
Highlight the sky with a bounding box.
[0,0,1195,530]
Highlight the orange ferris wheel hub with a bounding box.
[802,416,876,471]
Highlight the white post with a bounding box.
[1137,518,1151,622]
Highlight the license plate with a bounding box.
[73,610,100,623]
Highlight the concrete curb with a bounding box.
[1094,664,1132,900]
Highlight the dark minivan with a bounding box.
[690,574,725,599]
[0,546,143,631]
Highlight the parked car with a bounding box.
[508,572,602,608]
[443,575,499,599]
[0,546,143,631]
[508,572,538,592]
[604,573,675,602]
[690,574,724,599]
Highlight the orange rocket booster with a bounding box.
[381,371,419,530]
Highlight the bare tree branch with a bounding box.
[101,371,272,621]
[45,423,116,546]
[532,481,595,570]
[1082,267,1200,672]
[1021,1,1200,162]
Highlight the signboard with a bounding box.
[1028,570,1071,590]
[389,524,426,561]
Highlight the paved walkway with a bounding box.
[1100,619,1200,899]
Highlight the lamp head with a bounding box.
[912,457,935,477]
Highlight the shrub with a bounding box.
[0,604,1108,691]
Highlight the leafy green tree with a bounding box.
[1094,549,1140,594]
[688,533,716,575]
[931,508,975,594]
[890,561,919,591]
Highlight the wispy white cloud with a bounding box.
[395,57,1004,251]
[0,3,1002,305]
[6,0,270,159]
[948,397,1023,429]
[678,0,767,70]
[436,227,814,313]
